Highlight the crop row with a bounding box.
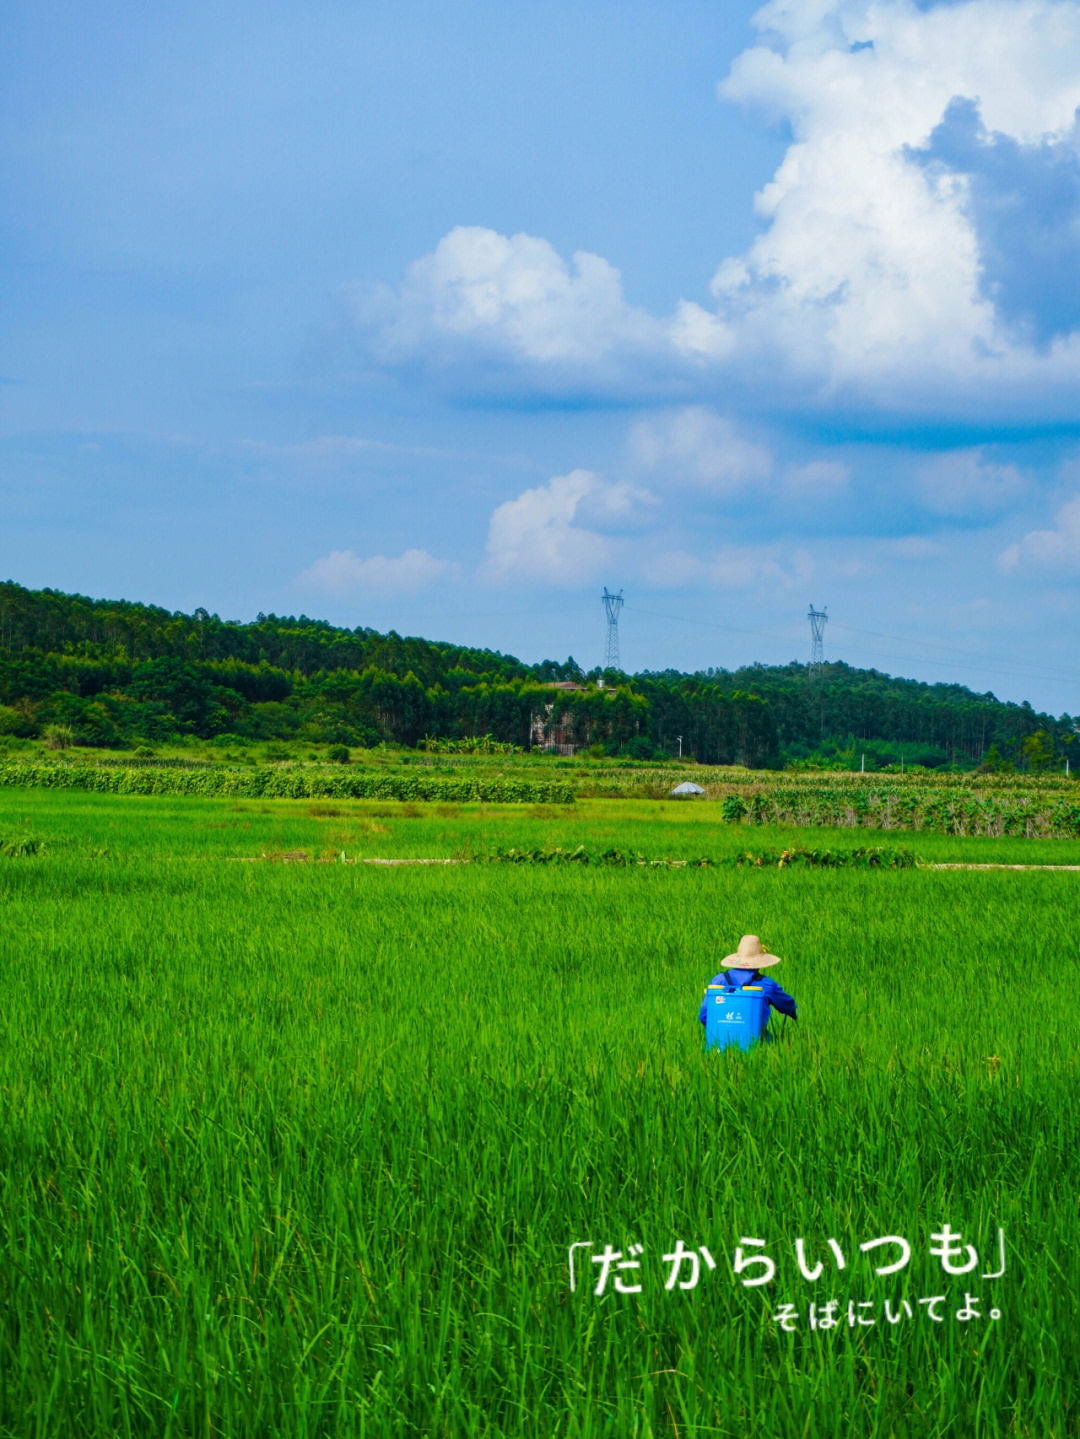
[581,764,1079,796]
[719,785,1080,837]
[0,761,574,805]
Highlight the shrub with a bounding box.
[326,744,350,765]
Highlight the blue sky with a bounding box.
[3,0,1078,715]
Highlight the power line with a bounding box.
[828,618,1078,685]
[621,601,1077,694]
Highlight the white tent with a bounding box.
[671,781,706,796]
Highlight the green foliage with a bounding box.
[325,743,350,764]
[575,768,1080,839]
[1021,729,1057,773]
[487,844,916,869]
[722,795,748,823]
[0,759,574,805]
[731,845,917,868]
[977,743,1015,774]
[420,733,521,755]
[4,759,1079,837]
[3,580,1072,769]
[0,802,1076,1436]
[0,703,38,739]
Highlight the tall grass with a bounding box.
[0,815,1077,1435]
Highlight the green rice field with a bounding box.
[1,788,1078,1437]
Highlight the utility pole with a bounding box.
[677,735,682,759]
[602,588,624,670]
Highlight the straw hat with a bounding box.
[722,934,782,969]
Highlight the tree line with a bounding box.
[0,581,1074,769]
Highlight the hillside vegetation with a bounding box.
[0,580,1074,771]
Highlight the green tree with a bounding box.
[1022,730,1056,773]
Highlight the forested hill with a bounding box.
[0,580,1074,770]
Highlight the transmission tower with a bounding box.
[602,588,624,669]
[807,605,828,674]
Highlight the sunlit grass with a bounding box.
[0,793,1077,1436]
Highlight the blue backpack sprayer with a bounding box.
[703,976,771,1052]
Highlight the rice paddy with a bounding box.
[0,787,1077,1437]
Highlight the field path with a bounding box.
[923,862,1080,871]
[229,854,1080,870]
[227,853,466,865]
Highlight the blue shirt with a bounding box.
[697,968,798,1026]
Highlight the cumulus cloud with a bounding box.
[629,407,854,508]
[909,96,1080,347]
[352,3,1080,421]
[713,0,1080,409]
[297,548,460,594]
[481,469,658,584]
[352,226,733,391]
[998,492,1080,570]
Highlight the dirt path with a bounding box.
[922,862,1080,872]
[228,853,465,865]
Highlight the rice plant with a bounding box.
[0,795,1077,1437]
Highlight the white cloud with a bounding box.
[629,407,774,493]
[359,227,662,365]
[481,469,657,584]
[352,3,1080,420]
[712,0,1080,409]
[998,492,1080,570]
[353,226,733,389]
[667,299,734,360]
[296,548,460,594]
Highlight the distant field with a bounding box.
[1,788,1078,1437]
[4,787,1080,867]
[3,753,1079,839]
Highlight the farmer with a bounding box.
[698,934,798,1031]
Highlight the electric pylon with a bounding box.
[808,605,828,674]
[602,588,624,669]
